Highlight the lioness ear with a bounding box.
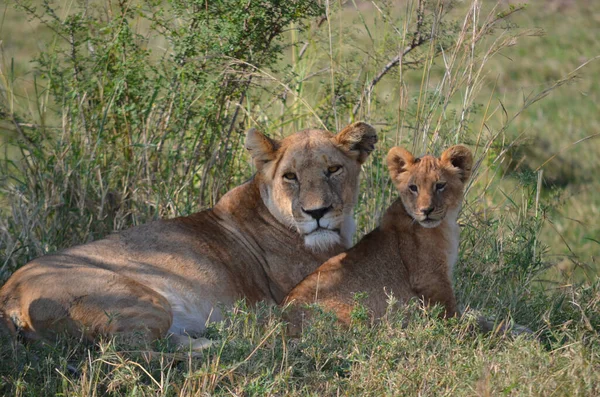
[333,122,378,164]
[387,147,415,181]
[440,145,473,183]
[245,128,279,170]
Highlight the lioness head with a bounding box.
[245,122,377,251]
[387,145,473,228]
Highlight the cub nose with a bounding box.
[302,206,332,221]
[420,206,434,216]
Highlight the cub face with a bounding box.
[387,145,473,228]
[246,122,377,251]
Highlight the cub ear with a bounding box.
[245,128,279,171]
[333,122,378,164]
[440,145,473,183]
[386,147,415,181]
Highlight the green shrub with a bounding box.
[0,0,322,275]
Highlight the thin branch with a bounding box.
[298,16,327,60]
[352,0,428,117]
[352,38,427,117]
[10,114,39,152]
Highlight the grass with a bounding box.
[0,0,599,395]
[1,301,599,396]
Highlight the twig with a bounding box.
[352,0,428,117]
[10,114,39,151]
[352,39,427,117]
[298,16,327,60]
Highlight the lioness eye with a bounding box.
[327,165,342,175]
[436,182,446,191]
[283,172,297,181]
[409,184,418,193]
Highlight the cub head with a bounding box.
[245,122,377,252]
[386,145,473,228]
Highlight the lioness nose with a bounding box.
[420,206,434,216]
[302,206,331,221]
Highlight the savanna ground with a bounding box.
[0,0,599,395]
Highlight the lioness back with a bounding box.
[284,145,472,329]
[0,123,377,346]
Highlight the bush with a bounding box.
[0,0,322,276]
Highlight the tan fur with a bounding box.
[284,145,473,330]
[0,123,377,345]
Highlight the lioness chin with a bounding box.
[283,144,473,330]
[0,122,377,348]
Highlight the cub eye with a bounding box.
[283,172,297,181]
[327,165,342,175]
[409,184,418,193]
[436,182,447,191]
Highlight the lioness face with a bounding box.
[246,123,377,251]
[387,145,473,228]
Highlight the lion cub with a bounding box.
[284,145,473,328]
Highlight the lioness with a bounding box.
[284,144,472,328]
[0,122,377,347]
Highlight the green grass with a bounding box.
[0,0,599,395]
[1,301,599,396]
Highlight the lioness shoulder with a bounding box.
[284,144,473,329]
